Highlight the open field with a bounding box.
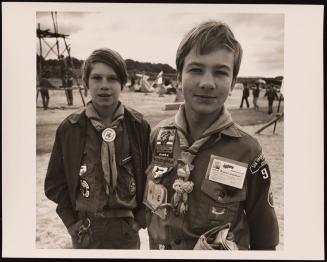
[36,88,284,250]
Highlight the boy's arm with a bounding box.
[244,151,279,250]
[44,126,77,229]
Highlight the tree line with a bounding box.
[37,55,177,81]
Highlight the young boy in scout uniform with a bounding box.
[143,21,279,250]
[45,48,151,249]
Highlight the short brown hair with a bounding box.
[82,48,128,89]
[176,20,243,80]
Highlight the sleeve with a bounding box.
[44,125,77,229]
[244,151,279,250]
[133,120,152,229]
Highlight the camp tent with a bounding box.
[133,73,154,93]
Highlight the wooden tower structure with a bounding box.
[37,11,85,106]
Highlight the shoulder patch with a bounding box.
[249,153,271,180]
[268,186,275,207]
[152,127,176,167]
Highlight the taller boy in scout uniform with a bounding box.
[144,21,279,250]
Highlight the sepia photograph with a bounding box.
[2,2,324,260]
[35,9,284,251]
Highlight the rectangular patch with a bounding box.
[205,155,247,189]
[153,128,177,167]
[143,180,168,219]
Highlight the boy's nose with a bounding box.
[199,73,215,90]
[100,78,110,89]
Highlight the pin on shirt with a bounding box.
[80,179,90,198]
[102,128,116,142]
[79,165,87,176]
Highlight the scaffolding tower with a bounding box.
[36,11,85,107]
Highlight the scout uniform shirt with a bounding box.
[143,105,279,250]
[75,115,137,218]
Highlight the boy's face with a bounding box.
[88,62,122,111]
[179,47,235,117]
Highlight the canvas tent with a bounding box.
[132,73,154,93]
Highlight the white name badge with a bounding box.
[205,155,248,189]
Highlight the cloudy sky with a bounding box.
[36,4,284,77]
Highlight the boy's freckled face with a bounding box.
[180,48,235,117]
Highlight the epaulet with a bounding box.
[67,107,86,124]
[153,117,175,130]
[124,106,144,123]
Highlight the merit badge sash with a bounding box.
[153,128,176,167]
[144,179,168,219]
[205,155,247,189]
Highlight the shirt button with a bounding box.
[217,191,225,200]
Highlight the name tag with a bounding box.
[205,155,247,189]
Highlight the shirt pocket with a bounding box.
[75,163,96,212]
[117,156,137,199]
[200,178,247,227]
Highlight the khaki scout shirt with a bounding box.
[144,117,279,250]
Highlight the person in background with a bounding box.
[38,71,53,110]
[45,48,151,249]
[252,83,260,110]
[264,84,279,114]
[240,83,250,109]
[144,20,279,250]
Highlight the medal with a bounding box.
[102,128,116,142]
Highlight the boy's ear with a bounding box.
[230,78,236,92]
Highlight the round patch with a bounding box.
[129,178,136,195]
[268,187,274,208]
[80,179,90,198]
[102,128,116,142]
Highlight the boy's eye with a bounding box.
[188,68,202,73]
[90,75,119,82]
[91,75,102,81]
[214,70,229,76]
[106,76,119,82]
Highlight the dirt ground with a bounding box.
[36,88,284,250]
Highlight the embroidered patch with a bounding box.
[129,178,136,195]
[268,186,274,208]
[205,155,247,189]
[249,153,271,180]
[144,180,168,219]
[157,128,176,146]
[153,128,176,167]
[249,153,268,174]
[80,179,90,198]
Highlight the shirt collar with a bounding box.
[174,104,241,138]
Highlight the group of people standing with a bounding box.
[240,82,279,114]
[44,20,279,250]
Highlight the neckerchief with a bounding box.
[85,102,124,195]
[172,104,233,215]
